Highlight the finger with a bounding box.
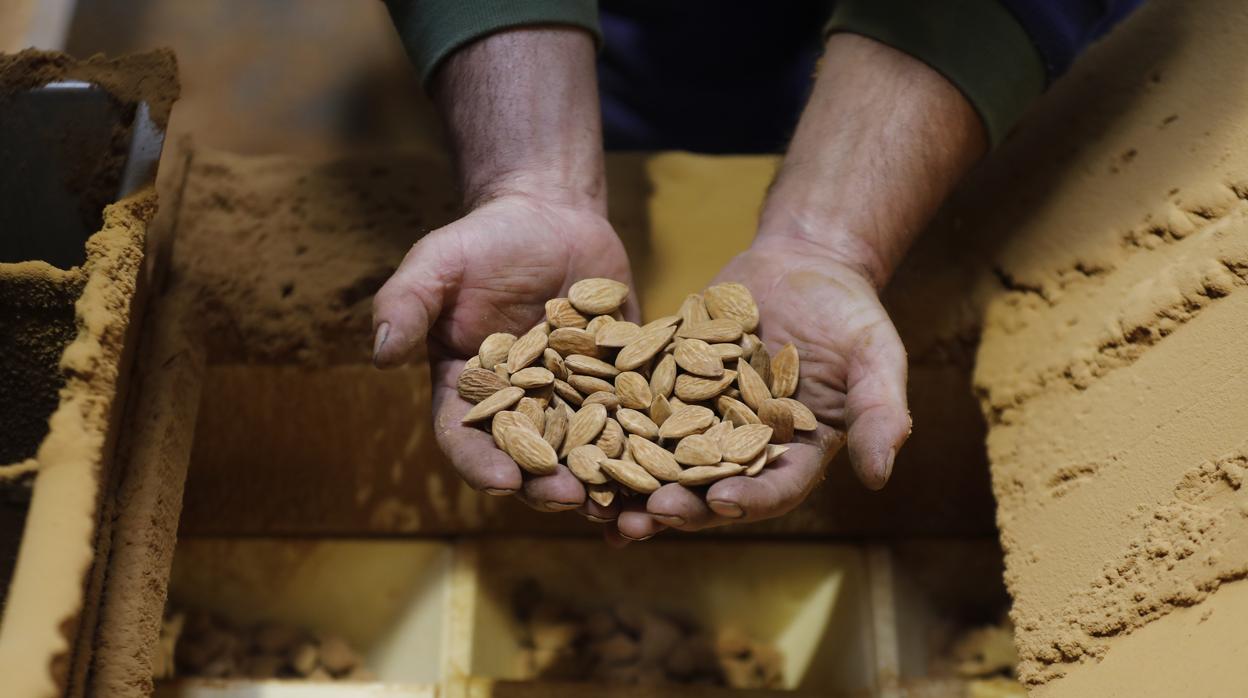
[603,523,633,548]
[615,497,668,542]
[845,317,911,490]
[431,360,524,494]
[703,443,827,521]
[517,464,586,512]
[645,483,716,531]
[372,232,460,368]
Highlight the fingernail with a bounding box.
[483,487,515,496]
[372,322,390,365]
[881,447,896,484]
[586,515,614,524]
[652,514,685,527]
[546,501,581,512]
[708,500,744,519]
[619,532,655,542]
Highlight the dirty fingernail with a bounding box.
[483,487,515,496]
[881,447,896,485]
[652,514,685,527]
[586,515,613,524]
[708,500,744,519]
[372,322,390,365]
[546,501,581,512]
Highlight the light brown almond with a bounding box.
[568,374,615,396]
[674,338,724,378]
[457,367,511,403]
[491,410,532,450]
[678,462,745,487]
[561,403,608,457]
[595,417,626,458]
[721,424,773,463]
[599,458,661,494]
[627,434,682,481]
[674,371,737,402]
[465,355,482,370]
[678,293,711,325]
[569,278,629,315]
[587,483,617,507]
[553,379,584,406]
[462,386,524,423]
[615,371,653,410]
[565,354,620,378]
[478,332,517,370]
[758,399,794,444]
[704,420,734,449]
[676,319,743,343]
[658,404,716,439]
[674,434,722,466]
[710,343,744,360]
[548,327,598,357]
[494,364,510,382]
[585,314,614,336]
[704,282,759,333]
[744,448,769,476]
[542,348,568,380]
[649,394,673,426]
[543,406,568,451]
[506,327,548,373]
[583,391,621,412]
[528,383,554,409]
[668,396,686,409]
[735,358,772,411]
[545,297,588,329]
[749,344,772,390]
[770,343,799,398]
[642,315,681,332]
[516,397,547,433]
[510,366,555,389]
[567,444,609,485]
[775,397,817,431]
[766,444,790,463]
[739,333,762,360]
[502,426,559,475]
[616,408,660,439]
[615,324,677,371]
[596,320,642,348]
[649,353,677,399]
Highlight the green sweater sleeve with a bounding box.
[385,0,601,88]
[826,0,1046,146]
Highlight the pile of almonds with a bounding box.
[456,278,816,505]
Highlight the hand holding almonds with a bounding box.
[457,279,814,504]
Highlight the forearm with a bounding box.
[432,26,605,214]
[757,33,987,288]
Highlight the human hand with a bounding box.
[612,238,910,540]
[371,193,635,518]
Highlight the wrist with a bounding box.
[464,166,605,215]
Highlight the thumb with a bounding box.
[844,315,911,490]
[371,235,458,368]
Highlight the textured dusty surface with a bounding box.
[959,0,1248,692]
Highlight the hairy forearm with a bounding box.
[432,27,605,214]
[758,33,987,288]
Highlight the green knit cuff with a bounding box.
[386,0,601,88]
[826,0,1046,146]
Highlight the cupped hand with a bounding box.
[371,193,635,517]
[615,238,912,540]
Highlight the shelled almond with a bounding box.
[456,279,815,503]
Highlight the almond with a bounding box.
[595,417,626,458]
[721,424,773,463]
[565,354,620,378]
[704,282,759,333]
[506,327,548,373]
[583,391,621,412]
[569,278,629,315]
[775,397,817,431]
[553,379,584,406]
[568,374,615,396]
[478,332,517,370]
[510,366,555,389]
[715,395,759,424]
[678,462,745,487]
[596,320,642,348]
[545,297,588,329]
[710,343,744,360]
[616,408,660,440]
[543,406,568,451]
[735,358,772,411]
[587,482,616,507]
[649,353,677,399]
[649,394,673,426]
[561,403,608,457]
[542,348,568,380]
[462,386,524,423]
[739,333,762,360]
[465,355,482,370]
[585,314,614,336]
[567,444,609,485]
[678,293,711,325]
[548,327,598,357]
[743,448,769,477]
[457,367,511,403]
[491,410,531,450]
[658,404,716,440]
[674,338,724,378]
[770,343,799,398]
[676,319,743,343]
[502,426,560,475]
[599,458,661,494]
[642,315,681,332]
[494,364,510,381]
[673,434,722,466]
[749,344,772,390]
[758,399,794,444]
[674,370,737,402]
[615,371,653,410]
[615,324,678,371]
[627,434,682,481]
[703,420,734,450]
[516,397,547,433]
